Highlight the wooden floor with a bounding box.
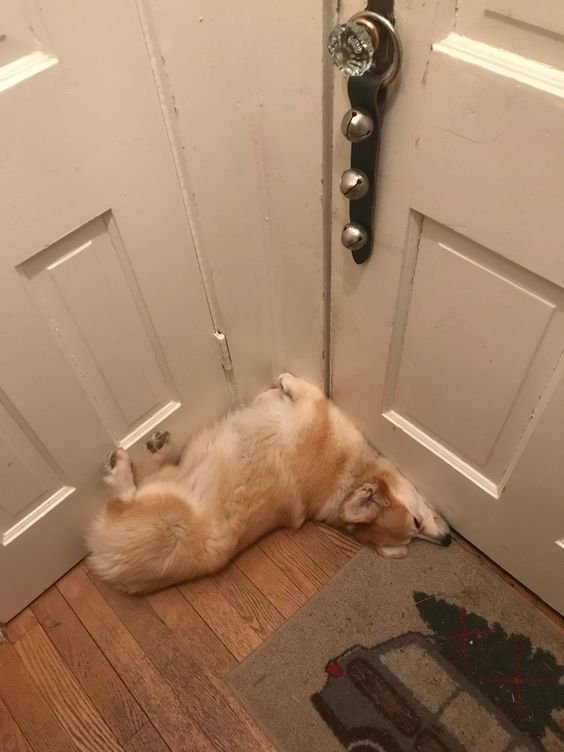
[0,522,362,752]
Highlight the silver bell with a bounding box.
[340,168,369,200]
[341,108,374,142]
[341,223,368,251]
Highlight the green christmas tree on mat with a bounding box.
[413,592,564,745]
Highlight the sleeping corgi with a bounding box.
[87,374,450,593]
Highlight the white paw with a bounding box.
[103,448,130,478]
[277,372,298,400]
[376,545,408,559]
[145,430,171,454]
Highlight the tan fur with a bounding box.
[289,397,349,517]
[87,374,450,594]
[351,502,414,548]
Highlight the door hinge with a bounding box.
[213,331,233,372]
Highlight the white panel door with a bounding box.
[0,0,230,620]
[139,0,334,401]
[331,0,564,613]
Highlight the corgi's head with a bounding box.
[338,472,451,558]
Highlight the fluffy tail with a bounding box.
[86,492,203,594]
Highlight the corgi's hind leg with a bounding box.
[145,430,172,456]
[104,448,136,500]
[134,430,177,482]
[277,373,324,401]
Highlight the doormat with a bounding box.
[226,543,564,752]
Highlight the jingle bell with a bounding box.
[341,223,368,251]
[339,168,369,200]
[341,108,374,142]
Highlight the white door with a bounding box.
[331,0,564,613]
[139,0,332,402]
[0,0,231,621]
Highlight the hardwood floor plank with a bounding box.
[146,588,275,751]
[235,546,308,617]
[0,640,77,752]
[3,531,355,752]
[178,578,262,661]
[31,586,146,745]
[290,522,361,575]
[57,566,214,752]
[4,609,37,644]
[258,530,329,595]
[213,562,285,639]
[146,587,235,677]
[4,522,561,752]
[14,625,123,752]
[0,696,32,752]
[89,573,270,752]
[124,722,170,752]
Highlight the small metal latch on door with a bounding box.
[328,2,402,263]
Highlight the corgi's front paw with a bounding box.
[103,448,130,478]
[145,430,171,454]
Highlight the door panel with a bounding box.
[20,214,179,443]
[385,218,564,494]
[455,0,564,69]
[140,0,332,400]
[331,0,564,612]
[0,398,64,526]
[416,34,564,285]
[0,0,230,620]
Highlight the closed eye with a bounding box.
[413,516,421,530]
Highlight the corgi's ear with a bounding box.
[340,481,391,524]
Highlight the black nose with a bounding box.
[440,533,452,547]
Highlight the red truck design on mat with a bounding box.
[312,631,545,751]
